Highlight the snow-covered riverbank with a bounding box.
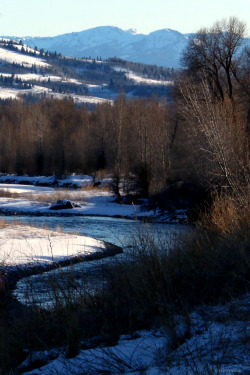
[0,178,153,218]
[0,175,187,223]
[0,188,148,218]
[18,294,250,374]
[0,224,110,269]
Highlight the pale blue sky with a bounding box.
[1,0,249,36]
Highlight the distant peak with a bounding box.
[152,28,178,34]
[126,28,139,35]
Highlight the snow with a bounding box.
[0,45,112,103]
[0,183,53,194]
[0,72,84,86]
[0,87,20,99]
[0,46,50,68]
[6,73,84,85]
[0,175,187,222]
[2,26,188,67]
[54,94,110,105]
[0,224,106,268]
[0,174,93,187]
[19,329,168,374]
[0,84,111,104]
[14,44,40,55]
[126,71,173,86]
[0,72,63,82]
[0,186,150,218]
[0,86,49,100]
[113,66,172,86]
[126,28,140,35]
[0,40,41,55]
[18,294,250,374]
[0,175,247,374]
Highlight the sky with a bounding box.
[0,0,249,37]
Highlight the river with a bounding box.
[2,215,187,309]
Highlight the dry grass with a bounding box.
[80,184,111,192]
[200,192,250,235]
[0,219,7,228]
[0,190,19,199]
[0,184,111,207]
[21,186,110,203]
[24,190,87,204]
[95,193,250,334]
[95,169,109,181]
[0,187,89,204]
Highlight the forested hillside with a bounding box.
[0,39,175,104]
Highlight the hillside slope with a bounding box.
[0,39,174,104]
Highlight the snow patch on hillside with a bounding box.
[126,71,172,86]
[113,66,172,86]
[0,85,111,104]
[0,72,64,82]
[0,47,49,67]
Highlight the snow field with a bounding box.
[0,181,155,218]
[0,46,50,68]
[19,295,250,374]
[0,224,106,267]
[0,85,111,103]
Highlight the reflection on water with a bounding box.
[3,215,145,247]
[14,257,112,309]
[2,215,187,308]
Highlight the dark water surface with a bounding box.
[2,215,187,308]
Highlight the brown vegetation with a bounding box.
[0,96,185,198]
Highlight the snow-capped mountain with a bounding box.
[2,26,189,68]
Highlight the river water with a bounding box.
[2,215,187,309]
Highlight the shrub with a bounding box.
[200,192,250,235]
[99,198,250,332]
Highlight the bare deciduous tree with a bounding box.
[177,73,250,204]
[182,17,247,101]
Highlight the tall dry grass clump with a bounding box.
[200,192,250,235]
[25,190,87,204]
[0,190,19,199]
[0,218,7,228]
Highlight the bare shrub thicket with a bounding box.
[177,74,250,203]
[0,97,182,197]
[177,17,249,219]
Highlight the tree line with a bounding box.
[0,97,184,197]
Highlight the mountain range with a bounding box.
[2,26,190,68]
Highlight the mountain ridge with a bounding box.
[1,26,189,68]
